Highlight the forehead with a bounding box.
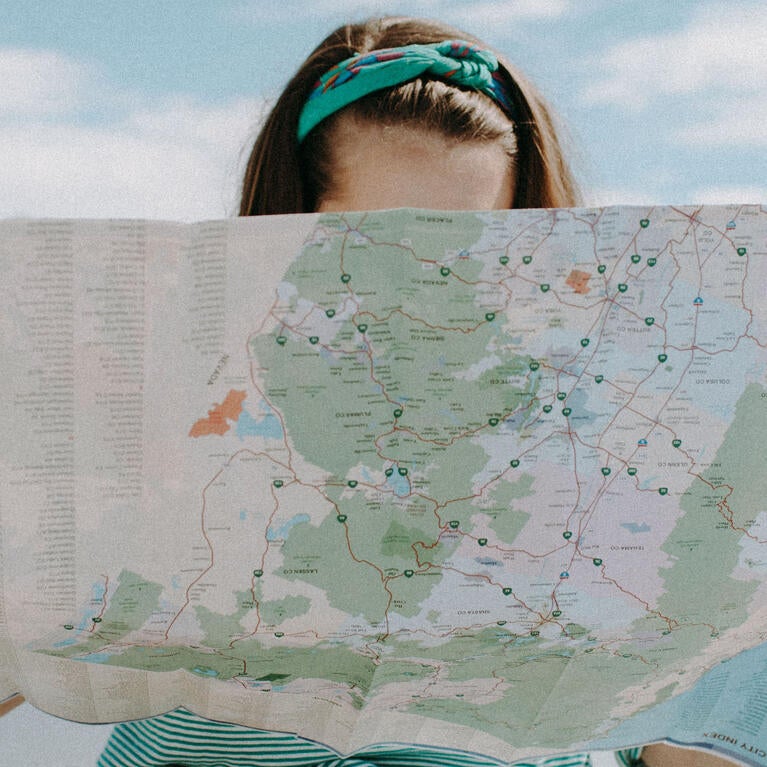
[317,118,516,212]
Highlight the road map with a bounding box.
[2,206,767,764]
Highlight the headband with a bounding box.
[297,40,516,143]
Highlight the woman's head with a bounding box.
[239,16,578,215]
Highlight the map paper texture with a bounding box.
[2,207,767,764]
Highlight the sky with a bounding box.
[2,0,766,221]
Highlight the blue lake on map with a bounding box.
[236,402,283,440]
[267,514,311,541]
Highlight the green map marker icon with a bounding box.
[276,335,287,345]
[645,317,655,326]
[562,408,572,416]
[309,336,319,344]
[557,392,567,401]
[347,480,358,488]
[274,632,284,638]
[449,520,460,529]
[631,254,641,264]
[593,558,603,566]
[597,264,607,274]
[531,630,540,637]
[488,417,500,426]
[617,283,628,293]
[273,479,283,488]
[659,487,669,495]
[627,467,638,476]
[543,404,553,413]
[510,459,520,468]
[478,538,488,546]
[404,569,414,578]
[552,610,562,618]
[337,514,347,522]
[340,273,351,283]
[540,283,550,292]
[325,309,335,318]
[92,617,102,623]
[499,255,509,265]
[738,247,747,256]
[563,530,573,539]
[658,353,668,362]
[502,587,513,595]
[64,624,74,630]
[648,257,657,266]
[357,323,367,333]
[640,218,650,228]
[385,467,394,477]
[497,620,507,626]
[398,467,408,476]
[672,439,682,448]
[580,338,590,347]
[253,569,263,577]
[440,267,450,276]
[393,408,403,418]
[595,374,604,383]
[601,467,611,476]
[485,312,496,322]
[523,255,533,264]
[529,361,540,371]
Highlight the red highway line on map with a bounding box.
[246,374,297,474]
[228,483,285,648]
[162,469,221,640]
[87,573,110,635]
[163,450,294,642]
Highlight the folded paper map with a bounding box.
[1,206,766,764]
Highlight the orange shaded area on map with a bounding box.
[189,390,247,437]
[566,269,591,295]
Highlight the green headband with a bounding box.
[297,40,516,143]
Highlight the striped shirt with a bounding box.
[97,709,643,767]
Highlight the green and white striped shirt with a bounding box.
[97,709,643,767]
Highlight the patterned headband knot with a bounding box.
[297,40,516,142]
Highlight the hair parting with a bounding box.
[239,16,579,215]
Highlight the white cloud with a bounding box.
[233,0,571,28]
[126,97,266,156]
[232,0,437,24]
[675,94,767,147]
[445,0,571,25]
[581,185,660,207]
[0,51,266,220]
[0,43,274,220]
[687,184,767,204]
[583,4,767,108]
[0,49,95,116]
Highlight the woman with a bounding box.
[96,15,737,767]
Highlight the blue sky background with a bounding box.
[2,0,766,221]
[1,2,765,761]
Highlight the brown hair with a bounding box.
[239,17,579,215]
